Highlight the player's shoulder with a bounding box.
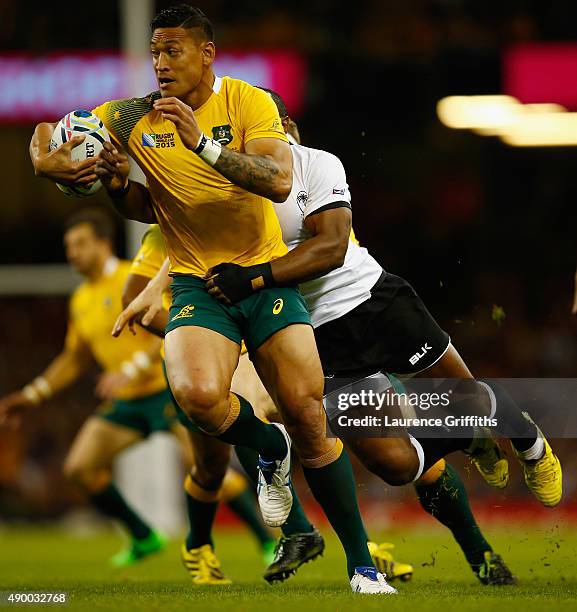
[140,223,165,252]
[220,75,259,96]
[142,223,163,242]
[93,91,161,116]
[292,143,346,176]
[92,91,161,147]
[219,76,274,106]
[116,260,133,278]
[70,280,90,312]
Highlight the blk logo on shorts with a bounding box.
[409,343,431,366]
[172,304,195,320]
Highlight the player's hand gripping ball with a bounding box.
[49,110,110,197]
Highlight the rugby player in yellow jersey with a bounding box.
[30,4,394,594]
[0,209,170,567]
[127,225,285,584]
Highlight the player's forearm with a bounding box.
[139,310,168,338]
[139,258,171,336]
[23,350,89,404]
[271,235,347,285]
[108,180,156,224]
[29,122,57,176]
[123,270,169,338]
[212,147,292,202]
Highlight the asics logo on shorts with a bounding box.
[172,304,195,320]
[272,299,284,315]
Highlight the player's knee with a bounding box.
[172,379,225,423]
[361,443,418,486]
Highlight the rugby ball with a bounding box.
[49,109,110,197]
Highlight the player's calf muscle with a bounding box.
[348,438,419,486]
[188,433,231,490]
[281,400,332,460]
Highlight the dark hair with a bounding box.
[65,208,116,243]
[151,5,214,41]
[257,87,289,119]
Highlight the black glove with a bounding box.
[205,262,276,304]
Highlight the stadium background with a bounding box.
[1,0,576,536]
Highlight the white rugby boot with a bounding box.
[350,566,398,594]
[257,423,293,527]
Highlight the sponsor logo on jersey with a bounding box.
[172,304,195,320]
[272,298,284,315]
[212,124,233,145]
[409,343,432,366]
[142,132,175,148]
[333,188,346,195]
[296,191,308,213]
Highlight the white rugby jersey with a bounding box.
[273,143,383,327]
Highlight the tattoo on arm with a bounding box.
[213,147,280,198]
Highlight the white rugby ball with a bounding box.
[49,109,110,197]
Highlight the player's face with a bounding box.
[64,224,107,276]
[150,27,213,99]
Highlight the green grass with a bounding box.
[1,524,576,611]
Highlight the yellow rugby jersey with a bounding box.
[129,224,172,312]
[92,76,289,276]
[66,259,166,400]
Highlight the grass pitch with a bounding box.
[1,523,576,611]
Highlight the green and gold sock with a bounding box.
[302,445,372,578]
[416,463,492,571]
[184,474,219,550]
[215,394,287,461]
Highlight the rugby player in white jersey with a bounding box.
[206,88,561,511]
[203,90,560,580]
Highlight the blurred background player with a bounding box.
[0,208,169,566]
[0,208,276,577]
